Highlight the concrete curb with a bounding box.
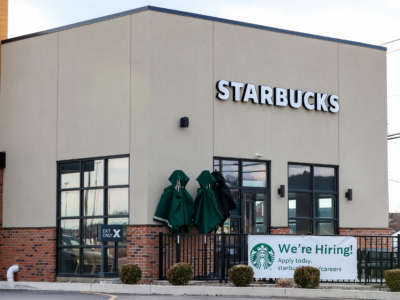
[0,281,398,300]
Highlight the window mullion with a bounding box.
[104,158,108,224]
[311,165,316,235]
[239,160,244,233]
[79,160,84,274]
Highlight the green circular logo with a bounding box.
[250,243,275,270]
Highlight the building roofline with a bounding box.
[1,5,386,51]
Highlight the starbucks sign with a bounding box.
[249,243,275,270]
[248,235,357,280]
[216,80,339,113]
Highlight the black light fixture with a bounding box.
[180,117,189,128]
[0,152,5,169]
[278,185,285,198]
[345,188,352,200]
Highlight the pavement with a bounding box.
[0,281,398,300]
[0,291,356,300]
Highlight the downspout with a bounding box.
[7,264,18,282]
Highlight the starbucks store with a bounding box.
[0,6,390,282]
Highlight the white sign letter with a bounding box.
[274,88,288,107]
[316,93,329,112]
[216,80,230,100]
[303,91,315,110]
[113,229,121,238]
[259,85,273,105]
[329,95,339,113]
[230,81,245,102]
[289,89,302,109]
[243,83,259,103]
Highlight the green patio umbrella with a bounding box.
[153,170,194,233]
[193,170,224,234]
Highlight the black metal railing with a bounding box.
[357,235,400,284]
[159,233,400,284]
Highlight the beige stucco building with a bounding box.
[0,6,390,281]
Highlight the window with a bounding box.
[57,155,129,276]
[213,158,270,234]
[288,163,338,235]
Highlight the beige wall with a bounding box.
[130,12,213,224]
[338,45,388,228]
[0,10,388,228]
[57,16,131,160]
[0,34,58,227]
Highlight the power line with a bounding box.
[388,133,400,140]
[381,38,400,46]
[388,48,400,54]
[388,133,400,137]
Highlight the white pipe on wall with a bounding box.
[7,265,19,282]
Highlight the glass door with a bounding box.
[243,191,266,234]
[213,158,270,234]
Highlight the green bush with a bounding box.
[228,264,254,287]
[167,263,193,285]
[293,266,320,288]
[385,269,400,292]
[119,264,142,284]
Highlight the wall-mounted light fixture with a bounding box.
[0,152,5,169]
[278,185,285,198]
[180,117,189,128]
[345,188,352,200]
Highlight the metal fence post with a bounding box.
[398,234,400,268]
[159,232,163,280]
[221,233,226,283]
[203,235,207,279]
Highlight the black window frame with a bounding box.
[213,157,271,234]
[56,154,130,277]
[288,162,339,235]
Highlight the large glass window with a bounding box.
[213,158,270,234]
[288,163,338,235]
[57,155,129,276]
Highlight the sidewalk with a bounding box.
[0,281,399,300]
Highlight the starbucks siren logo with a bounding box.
[250,243,275,270]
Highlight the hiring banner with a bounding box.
[248,235,357,280]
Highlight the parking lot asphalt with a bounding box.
[0,290,359,300]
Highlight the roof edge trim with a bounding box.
[1,5,386,51]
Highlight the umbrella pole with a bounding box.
[203,235,207,279]
[176,234,181,263]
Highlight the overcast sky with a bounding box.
[7,0,400,212]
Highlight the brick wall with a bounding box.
[0,168,3,227]
[126,225,167,282]
[269,227,394,236]
[0,227,56,281]
[270,227,290,234]
[339,227,393,236]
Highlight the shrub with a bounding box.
[385,269,400,292]
[120,264,142,284]
[276,278,294,288]
[167,263,193,285]
[293,266,320,288]
[228,264,254,287]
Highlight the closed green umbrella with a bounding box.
[153,170,194,233]
[193,170,224,234]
